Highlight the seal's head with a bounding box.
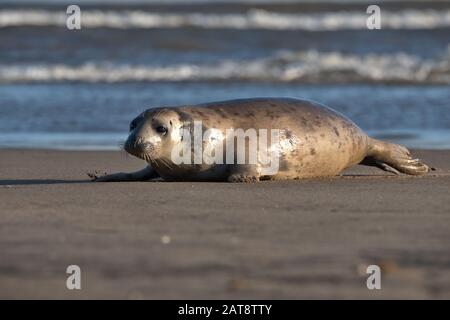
[124,108,183,163]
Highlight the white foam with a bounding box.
[1,8,450,30]
[1,49,449,84]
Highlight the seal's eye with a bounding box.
[129,121,137,131]
[156,125,168,135]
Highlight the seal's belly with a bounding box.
[198,99,369,179]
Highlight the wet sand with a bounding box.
[0,149,449,299]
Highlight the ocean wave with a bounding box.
[1,49,449,84]
[1,8,450,30]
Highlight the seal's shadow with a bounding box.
[0,179,91,186]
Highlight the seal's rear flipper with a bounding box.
[361,138,430,175]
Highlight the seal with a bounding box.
[89,98,429,182]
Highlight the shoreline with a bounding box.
[2,128,450,150]
[1,149,449,299]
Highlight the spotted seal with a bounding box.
[89,98,429,182]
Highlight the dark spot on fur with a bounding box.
[310,148,316,155]
[285,130,293,139]
[216,109,229,119]
[195,110,206,118]
[333,127,340,137]
[265,110,279,119]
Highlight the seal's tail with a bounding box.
[361,138,429,175]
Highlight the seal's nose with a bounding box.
[133,136,145,147]
[125,135,153,156]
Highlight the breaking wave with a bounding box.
[1,8,450,30]
[1,49,449,84]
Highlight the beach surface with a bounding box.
[0,149,449,299]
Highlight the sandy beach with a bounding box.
[0,149,449,299]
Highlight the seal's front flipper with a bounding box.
[88,166,159,182]
[361,138,429,175]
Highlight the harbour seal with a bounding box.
[89,98,429,182]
